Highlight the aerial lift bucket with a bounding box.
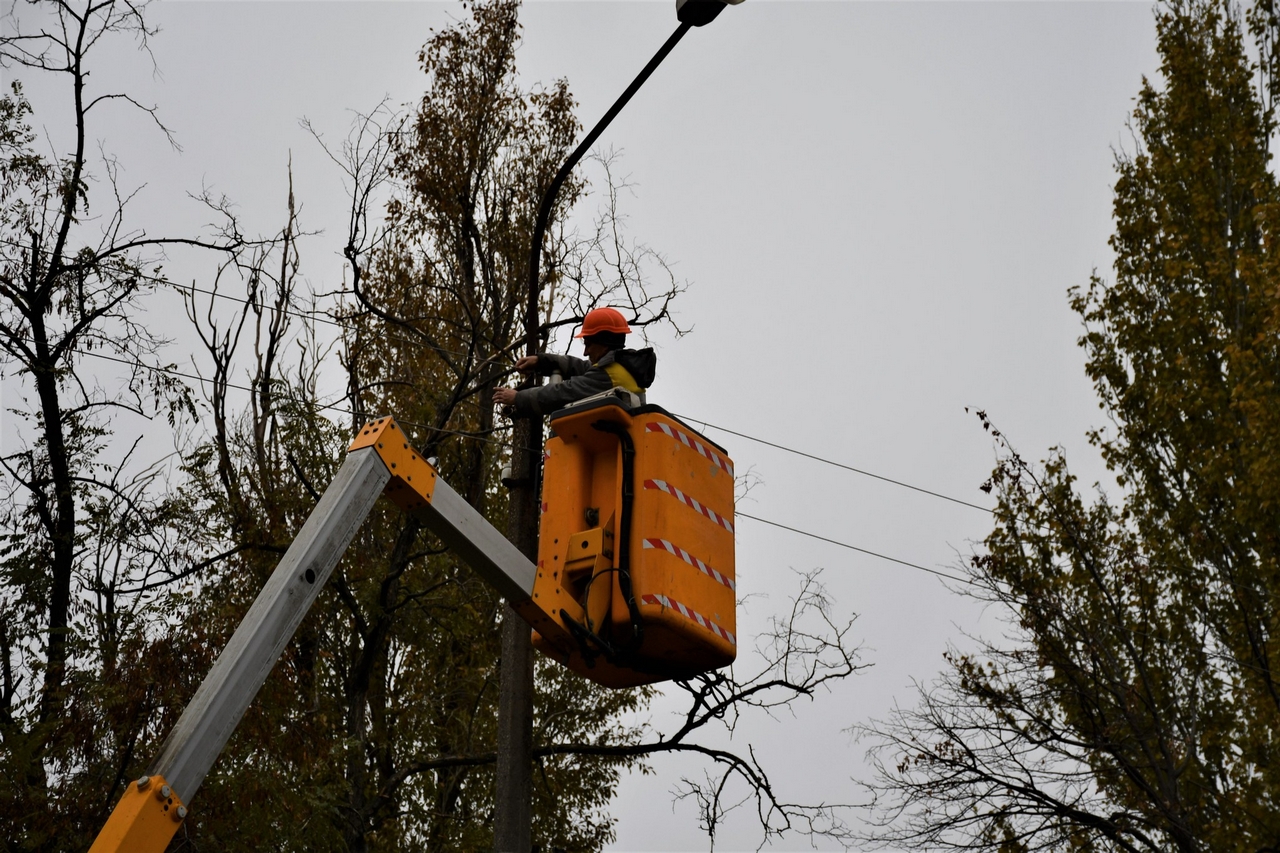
[532,399,737,687]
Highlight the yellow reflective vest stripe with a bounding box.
[602,361,643,394]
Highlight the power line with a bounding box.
[3,270,980,584]
[171,279,476,363]
[735,511,973,585]
[0,235,479,363]
[24,345,967,586]
[679,415,993,515]
[59,343,509,447]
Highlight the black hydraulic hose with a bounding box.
[561,607,613,668]
[591,420,644,649]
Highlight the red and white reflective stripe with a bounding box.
[643,479,735,533]
[645,422,734,477]
[642,538,735,592]
[641,593,736,646]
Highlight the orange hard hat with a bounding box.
[575,307,631,338]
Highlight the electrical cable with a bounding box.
[45,268,992,522]
[677,414,993,515]
[172,278,473,366]
[735,511,973,585]
[19,342,967,584]
[50,343,509,446]
[11,240,990,521]
[5,236,990,584]
[8,342,984,584]
[170,279,477,363]
[0,236,476,362]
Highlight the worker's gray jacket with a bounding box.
[512,349,656,418]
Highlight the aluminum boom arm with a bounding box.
[88,417,569,852]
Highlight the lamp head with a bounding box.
[676,0,743,27]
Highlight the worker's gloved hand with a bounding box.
[514,355,539,373]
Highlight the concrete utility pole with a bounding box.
[493,415,539,853]
[491,3,739,849]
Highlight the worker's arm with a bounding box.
[532,352,591,377]
[512,366,613,416]
[495,353,599,411]
[512,353,589,377]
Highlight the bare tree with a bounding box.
[0,1,249,847]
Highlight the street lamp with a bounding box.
[497,3,743,850]
[522,0,745,342]
[677,0,744,27]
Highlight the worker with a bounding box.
[493,307,656,417]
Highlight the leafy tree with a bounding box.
[174,3,662,849]
[860,1,1280,850]
[175,4,866,851]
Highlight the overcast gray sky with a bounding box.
[4,1,1162,849]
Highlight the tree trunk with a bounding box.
[31,315,75,732]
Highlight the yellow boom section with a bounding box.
[88,775,186,853]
